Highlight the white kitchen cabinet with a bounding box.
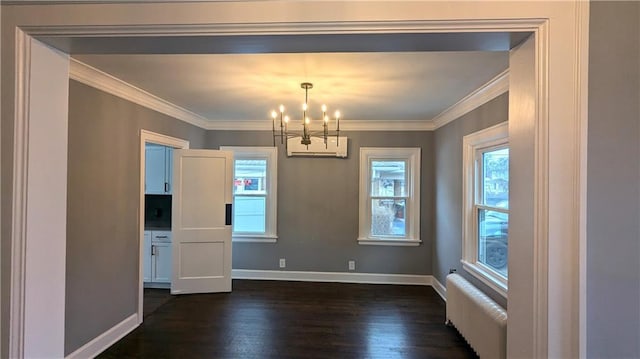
[143,230,172,286]
[152,242,172,283]
[143,231,152,282]
[145,144,173,194]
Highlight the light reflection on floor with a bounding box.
[365,311,409,359]
[226,299,274,356]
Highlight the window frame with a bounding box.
[221,146,278,243]
[461,122,509,297]
[358,147,421,246]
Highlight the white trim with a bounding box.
[461,261,507,298]
[221,146,278,241]
[209,119,435,131]
[431,69,509,130]
[358,147,421,244]
[357,238,421,246]
[64,314,138,359]
[232,236,277,243]
[461,122,509,298]
[232,269,432,286]
[8,8,586,358]
[9,28,31,359]
[432,277,447,302]
[138,130,189,325]
[70,58,211,129]
[531,24,550,359]
[576,2,590,358]
[340,120,435,132]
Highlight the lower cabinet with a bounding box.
[152,242,172,283]
[143,230,172,286]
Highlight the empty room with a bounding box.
[1,1,638,359]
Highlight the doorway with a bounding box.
[5,3,588,357]
[138,130,189,324]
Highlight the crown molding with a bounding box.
[340,120,435,131]
[203,119,435,131]
[430,69,509,130]
[69,58,211,129]
[70,56,502,133]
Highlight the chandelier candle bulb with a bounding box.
[271,82,344,148]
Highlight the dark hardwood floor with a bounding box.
[99,280,477,359]
[143,288,173,318]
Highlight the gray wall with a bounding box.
[206,131,434,274]
[65,80,207,355]
[587,2,640,358]
[433,93,509,307]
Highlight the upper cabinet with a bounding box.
[145,144,173,194]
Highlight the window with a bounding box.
[358,147,421,246]
[221,146,277,242]
[462,122,509,297]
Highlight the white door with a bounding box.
[171,149,233,294]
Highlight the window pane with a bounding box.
[234,196,266,233]
[482,148,509,208]
[371,161,406,197]
[234,159,267,194]
[478,209,508,277]
[371,199,406,236]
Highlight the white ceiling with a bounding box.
[73,51,508,127]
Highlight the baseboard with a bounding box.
[65,313,138,359]
[432,277,447,302]
[232,269,432,286]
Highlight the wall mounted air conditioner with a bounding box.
[287,136,348,158]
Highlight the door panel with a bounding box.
[178,242,225,278]
[143,232,152,282]
[153,242,172,283]
[171,149,233,294]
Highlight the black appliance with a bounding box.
[145,194,172,229]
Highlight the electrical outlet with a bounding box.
[279,258,286,268]
[348,260,356,271]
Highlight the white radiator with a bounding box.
[446,273,507,359]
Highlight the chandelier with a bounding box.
[271,82,342,148]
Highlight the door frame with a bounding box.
[5,2,589,357]
[138,129,189,324]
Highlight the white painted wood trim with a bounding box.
[232,236,278,243]
[357,239,422,246]
[431,69,509,130]
[220,146,278,240]
[138,130,189,325]
[461,261,507,298]
[432,277,447,302]
[65,314,138,359]
[232,269,432,286]
[461,122,509,296]
[531,24,550,359]
[70,58,211,129]
[9,8,585,358]
[22,37,70,359]
[576,2,590,358]
[69,58,436,132]
[358,147,421,244]
[210,119,435,131]
[9,28,31,359]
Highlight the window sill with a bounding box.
[232,235,277,243]
[357,237,422,246]
[461,260,508,298]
